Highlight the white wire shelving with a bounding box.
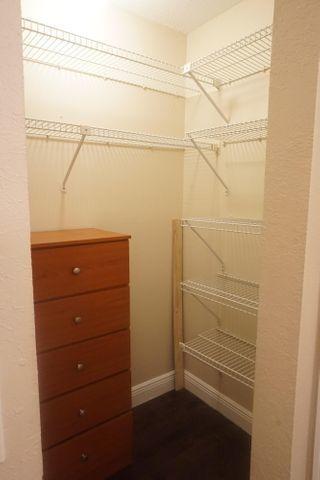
[25,118,213,150]
[21,18,205,98]
[181,328,256,388]
[25,117,213,192]
[22,18,272,105]
[188,118,268,146]
[184,25,272,89]
[186,119,268,193]
[182,274,259,316]
[181,217,264,235]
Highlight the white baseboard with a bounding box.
[132,370,175,407]
[131,370,252,435]
[184,371,252,434]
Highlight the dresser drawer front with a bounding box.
[41,371,131,449]
[35,287,130,352]
[32,240,129,302]
[38,331,130,401]
[43,412,132,480]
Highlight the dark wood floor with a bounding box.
[110,389,251,480]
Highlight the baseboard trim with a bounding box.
[132,371,175,407]
[184,371,252,434]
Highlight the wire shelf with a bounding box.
[182,328,255,388]
[182,274,259,316]
[21,18,208,98]
[181,217,264,235]
[25,118,213,151]
[185,25,272,88]
[188,118,268,145]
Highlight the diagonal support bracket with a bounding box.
[184,66,229,124]
[190,138,229,195]
[61,126,90,193]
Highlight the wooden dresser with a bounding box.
[31,228,132,480]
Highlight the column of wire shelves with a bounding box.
[25,118,214,151]
[181,329,255,388]
[180,218,262,387]
[21,18,207,98]
[185,24,272,88]
[187,118,268,145]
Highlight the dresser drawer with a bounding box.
[35,287,130,352]
[41,371,131,449]
[32,240,129,302]
[38,331,130,401]
[43,412,132,480]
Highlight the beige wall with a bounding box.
[0,0,42,478]
[251,0,320,478]
[183,0,274,412]
[22,0,186,386]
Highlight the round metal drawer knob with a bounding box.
[72,267,81,275]
[79,408,86,417]
[74,316,82,325]
[81,453,89,462]
[76,362,84,371]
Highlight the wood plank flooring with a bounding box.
[110,389,251,480]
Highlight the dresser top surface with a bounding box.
[31,228,130,249]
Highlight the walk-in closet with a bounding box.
[3,0,320,479]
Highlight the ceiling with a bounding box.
[111,0,243,34]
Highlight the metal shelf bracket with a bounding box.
[183,64,229,124]
[190,138,229,195]
[61,126,90,193]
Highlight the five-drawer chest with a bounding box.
[31,228,132,480]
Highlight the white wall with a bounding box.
[21,0,186,386]
[183,0,274,411]
[0,0,42,478]
[251,0,320,478]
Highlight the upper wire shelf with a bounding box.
[188,118,268,145]
[181,328,255,388]
[181,218,264,235]
[21,18,205,98]
[25,118,213,151]
[182,274,259,316]
[184,25,272,88]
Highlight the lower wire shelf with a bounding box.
[181,328,256,388]
[181,274,259,316]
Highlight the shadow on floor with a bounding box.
[110,389,251,480]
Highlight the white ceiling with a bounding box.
[111,0,243,34]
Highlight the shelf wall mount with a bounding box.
[61,126,90,193]
[183,64,230,124]
[189,137,229,195]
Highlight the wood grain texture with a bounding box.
[172,219,184,390]
[43,412,133,480]
[31,228,130,249]
[38,331,130,401]
[35,287,130,352]
[32,240,129,302]
[41,371,131,449]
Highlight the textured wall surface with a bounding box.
[251,1,320,478]
[0,0,43,478]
